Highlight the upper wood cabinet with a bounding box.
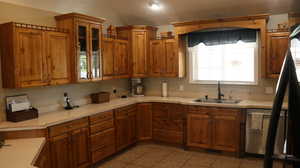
[0,22,71,88]
[266,31,290,78]
[116,25,157,78]
[55,13,105,82]
[102,37,130,80]
[150,38,178,77]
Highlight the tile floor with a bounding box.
[96,143,283,168]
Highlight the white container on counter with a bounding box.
[162,81,168,97]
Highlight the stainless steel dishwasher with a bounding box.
[246,109,286,155]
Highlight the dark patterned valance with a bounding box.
[187,28,257,47]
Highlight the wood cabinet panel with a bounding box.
[89,111,113,124]
[114,39,129,77]
[187,113,212,148]
[90,128,115,151]
[71,127,90,168]
[90,120,114,134]
[150,40,165,76]
[132,31,148,77]
[34,142,51,168]
[16,28,48,88]
[49,134,72,168]
[266,32,290,78]
[137,103,152,140]
[102,38,114,79]
[164,39,177,77]
[46,31,71,85]
[91,145,115,164]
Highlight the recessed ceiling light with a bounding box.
[148,0,163,11]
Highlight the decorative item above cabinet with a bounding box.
[0,22,71,88]
[116,25,158,78]
[55,13,105,82]
[266,31,290,78]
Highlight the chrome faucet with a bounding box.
[217,81,224,101]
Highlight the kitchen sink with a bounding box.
[194,98,241,104]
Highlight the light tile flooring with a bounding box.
[95,143,284,168]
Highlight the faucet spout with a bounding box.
[217,81,224,100]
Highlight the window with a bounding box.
[291,38,300,80]
[189,37,258,85]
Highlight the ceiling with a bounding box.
[105,0,300,25]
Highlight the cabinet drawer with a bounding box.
[153,118,183,132]
[90,128,115,151]
[188,106,217,114]
[91,144,115,163]
[89,111,113,124]
[90,119,114,134]
[115,105,136,117]
[49,118,88,137]
[153,129,183,144]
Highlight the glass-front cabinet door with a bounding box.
[90,24,102,80]
[77,22,90,81]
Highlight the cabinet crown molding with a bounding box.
[55,12,106,23]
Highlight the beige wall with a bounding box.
[0,2,129,121]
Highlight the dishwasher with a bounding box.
[246,109,286,155]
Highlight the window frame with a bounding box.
[188,39,259,85]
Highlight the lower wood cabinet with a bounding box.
[187,106,242,153]
[34,142,51,168]
[137,103,153,140]
[49,118,90,168]
[115,105,137,151]
[152,103,185,145]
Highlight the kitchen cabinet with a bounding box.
[49,118,90,168]
[89,111,115,163]
[102,37,129,80]
[55,13,105,82]
[116,25,157,77]
[34,142,51,168]
[152,103,185,144]
[150,38,178,77]
[266,31,290,78]
[187,106,241,153]
[0,22,71,88]
[137,103,153,140]
[115,105,137,151]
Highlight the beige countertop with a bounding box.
[0,138,45,168]
[0,96,284,131]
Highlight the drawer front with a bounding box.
[90,119,114,134]
[188,106,217,114]
[91,144,115,163]
[49,118,88,137]
[153,118,183,132]
[89,111,113,124]
[153,129,183,144]
[90,128,115,151]
[115,105,136,118]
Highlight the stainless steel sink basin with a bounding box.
[194,98,241,104]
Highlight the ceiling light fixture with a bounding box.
[148,0,163,11]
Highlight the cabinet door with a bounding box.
[34,142,51,168]
[116,115,130,151]
[137,103,152,140]
[76,22,90,81]
[267,32,289,78]
[102,38,115,79]
[187,113,212,148]
[46,31,71,85]
[212,112,239,152]
[164,39,177,77]
[132,31,147,77]
[128,111,137,144]
[50,134,72,168]
[150,40,165,76]
[114,39,129,78]
[71,127,90,168]
[16,28,48,88]
[90,24,102,81]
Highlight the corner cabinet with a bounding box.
[150,38,179,77]
[55,13,105,82]
[0,22,71,88]
[116,25,157,78]
[102,37,129,80]
[266,31,290,78]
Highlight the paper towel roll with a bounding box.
[162,82,168,97]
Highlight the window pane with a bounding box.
[190,41,257,84]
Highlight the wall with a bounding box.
[0,2,129,121]
[145,14,290,101]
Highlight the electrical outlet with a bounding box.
[113,88,117,94]
[179,85,184,91]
